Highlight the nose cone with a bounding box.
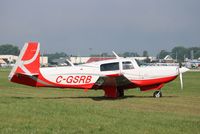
[179,67,190,73]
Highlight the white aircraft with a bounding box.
[9,42,189,98]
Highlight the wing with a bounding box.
[93,74,135,89]
[93,73,166,91]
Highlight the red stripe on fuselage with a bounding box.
[11,72,95,89]
[131,75,178,86]
[106,73,122,77]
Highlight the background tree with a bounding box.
[142,50,148,57]
[90,52,112,57]
[45,52,68,63]
[101,52,110,57]
[122,52,140,57]
[0,44,20,55]
[187,47,200,59]
[157,50,170,59]
[171,46,188,62]
[194,50,200,59]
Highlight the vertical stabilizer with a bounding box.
[9,42,40,80]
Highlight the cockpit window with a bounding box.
[122,61,134,70]
[100,62,119,71]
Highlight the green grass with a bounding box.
[0,68,200,134]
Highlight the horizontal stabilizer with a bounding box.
[16,72,39,76]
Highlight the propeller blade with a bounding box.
[178,67,189,90]
[179,71,183,90]
[179,67,190,73]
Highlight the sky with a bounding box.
[0,0,200,56]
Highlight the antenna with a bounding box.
[112,51,120,59]
[66,59,74,67]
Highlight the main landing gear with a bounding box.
[117,88,124,97]
[153,91,162,98]
[103,87,125,98]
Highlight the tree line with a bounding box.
[0,44,20,56]
[158,46,200,62]
[0,44,200,62]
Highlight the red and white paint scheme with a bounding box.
[9,42,189,98]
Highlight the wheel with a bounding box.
[117,88,124,97]
[153,91,162,98]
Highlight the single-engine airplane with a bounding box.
[9,42,189,98]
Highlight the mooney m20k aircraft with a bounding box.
[9,42,189,98]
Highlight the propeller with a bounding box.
[178,67,189,90]
[179,70,183,90]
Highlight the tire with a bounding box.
[153,91,162,98]
[117,88,124,97]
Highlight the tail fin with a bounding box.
[9,42,40,80]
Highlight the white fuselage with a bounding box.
[39,58,179,87]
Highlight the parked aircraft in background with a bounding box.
[9,42,189,98]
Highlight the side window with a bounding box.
[100,62,119,71]
[122,61,134,70]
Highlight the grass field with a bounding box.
[0,68,200,134]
